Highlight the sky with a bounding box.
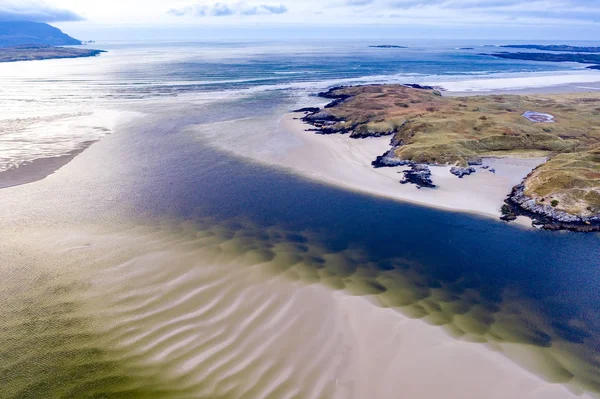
[1,0,599,40]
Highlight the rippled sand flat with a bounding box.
[1,219,596,399]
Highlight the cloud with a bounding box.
[325,0,600,25]
[241,4,288,15]
[168,1,288,17]
[0,0,83,22]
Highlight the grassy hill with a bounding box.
[0,21,81,47]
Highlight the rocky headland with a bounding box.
[296,84,600,232]
[0,45,105,63]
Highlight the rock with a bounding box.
[302,111,340,124]
[372,148,412,168]
[293,107,321,113]
[400,165,436,188]
[450,166,476,178]
[404,84,434,90]
[501,184,600,232]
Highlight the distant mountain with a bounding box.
[0,21,81,47]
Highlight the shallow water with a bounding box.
[1,41,600,398]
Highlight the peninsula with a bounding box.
[501,45,600,53]
[0,45,105,63]
[486,52,600,70]
[297,85,600,231]
[0,21,104,62]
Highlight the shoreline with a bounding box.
[277,112,542,225]
[0,145,92,189]
[0,45,106,63]
[284,84,600,231]
[0,109,143,190]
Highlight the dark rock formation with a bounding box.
[450,166,476,178]
[293,107,321,114]
[372,148,412,168]
[403,84,434,90]
[502,184,600,232]
[401,165,436,189]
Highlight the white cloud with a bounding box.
[167,1,288,18]
[0,0,82,22]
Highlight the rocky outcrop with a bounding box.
[372,148,412,168]
[293,107,321,114]
[502,184,600,232]
[401,165,436,189]
[450,166,477,178]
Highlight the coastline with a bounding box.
[0,146,91,189]
[0,110,142,190]
[276,112,542,224]
[278,83,600,231]
[0,45,106,63]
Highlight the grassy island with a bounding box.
[299,85,600,230]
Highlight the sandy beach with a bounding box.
[266,113,544,222]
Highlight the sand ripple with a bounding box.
[0,220,597,398]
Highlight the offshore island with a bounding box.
[294,85,600,232]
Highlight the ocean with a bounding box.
[1,40,600,398]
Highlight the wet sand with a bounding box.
[0,146,91,189]
[0,110,142,189]
[1,221,593,399]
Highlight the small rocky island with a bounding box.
[0,45,105,63]
[297,85,600,232]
